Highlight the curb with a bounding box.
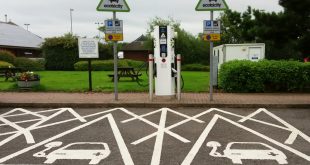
[0,103,309,109]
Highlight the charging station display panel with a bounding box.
[159,26,168,58]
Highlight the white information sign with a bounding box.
[78,38,99,59]
[97,0,130,12]
[203,20,221,34]
[105,20,123,34]
[196,0,228,11]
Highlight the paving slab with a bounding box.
[0,92,309,108]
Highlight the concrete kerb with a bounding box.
[0,103,309,109]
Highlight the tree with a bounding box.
[279,0,310,58]
[219,6,303,60]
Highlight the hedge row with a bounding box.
[219,60,310,92]
[0,50,16,64]
[15,58,45,71]
[74,60,145,71]
[0,61,14,68]
[182,64,209,71]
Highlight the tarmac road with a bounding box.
[0,107,309,165]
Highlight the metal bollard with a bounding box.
[177,54,181,101]
[149,54,154,101]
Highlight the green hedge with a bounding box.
[74,59,144,71]
[14,58,45,71]
[182,64,210,71]
[42,34,78,70]
[0,50,16,64]
[0,61,14,68]
[219,60,310,92]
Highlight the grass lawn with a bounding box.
[0,71,210,92]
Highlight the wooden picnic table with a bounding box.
[0,67,23,81]
[108,67,142,81]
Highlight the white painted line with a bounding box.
[0,117,35,146]
[66,108,87,123]
[285,132,299,145]
[107,114,134,165]
[238,108,310,144]
[151,108,167,165]
[119,108,190,143]
[238,108,265,123]
[182,114,310,164]
[122,109,163,123]
[0,108,46,119]
[0,108,121,137]
[0,113,134,165]
[0,119,41,127]
[167,109,204,123]
[131,132,157,145]
[181,114,219,165]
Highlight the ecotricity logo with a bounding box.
[104,0,123,9]
[203,0,222,8]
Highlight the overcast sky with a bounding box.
[0,0,283,42]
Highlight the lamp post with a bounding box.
[24,24,30,31]
[70,8,74,34]
[95,22,104,40]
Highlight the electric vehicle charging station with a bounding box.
[149,26,181,100]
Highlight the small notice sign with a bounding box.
[204,20,221,34]
[203,34,221,41]
[105,19,124,41]
[105,34,124,41]
[78,38,99,58]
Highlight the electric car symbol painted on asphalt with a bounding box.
[35,142,111,165]
[206,141,288,164]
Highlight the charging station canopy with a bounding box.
[97,0,130,12]
[196,0,228,11]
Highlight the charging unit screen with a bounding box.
[159,26,168,58]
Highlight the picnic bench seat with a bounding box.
[108,67,142,81]
[108,73,142,81]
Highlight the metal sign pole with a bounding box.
[149,54,154,101]
[88,59,93,91]
[209,10,214,101]
[113,11,118,101]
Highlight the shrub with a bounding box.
[0,61,14,68]
[0,50,16,64]
[14,58,45,71]
[219,60,310,92]
[74,59,143,71]
[182,64,210,71]
[42,34,78,70]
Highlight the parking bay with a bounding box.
[0,107,309,165]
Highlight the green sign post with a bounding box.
[97,0,130,101]
[195,0,228,101]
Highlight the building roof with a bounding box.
[0,22,44,49]
[122,35,151,51]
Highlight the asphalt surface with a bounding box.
[0,107,309,165]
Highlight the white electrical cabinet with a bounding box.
[213,43,265,69]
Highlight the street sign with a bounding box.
[203,20,221,34]
[196,0,229,11]
[105,34,124,41]
[203,34,221,41]
[105,20,123,33]
[105,19,123,41]
[97,0,130,12]
[78,38,99,58]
